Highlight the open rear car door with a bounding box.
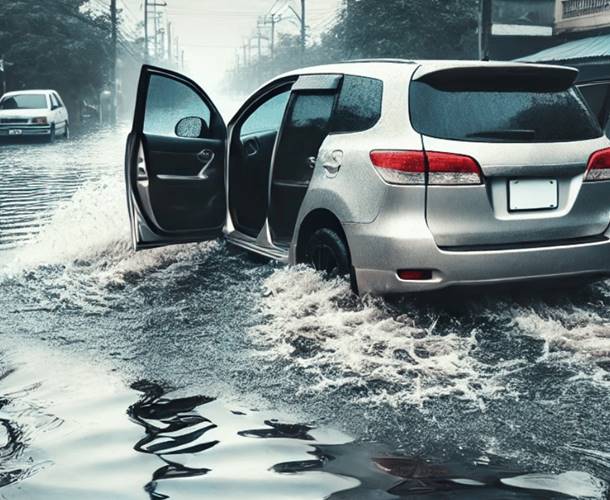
[125,65,226,250]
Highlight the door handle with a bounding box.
[157,148,215,181]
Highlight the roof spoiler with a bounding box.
[413,65,579,92]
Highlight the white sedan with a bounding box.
[0,90,69,142]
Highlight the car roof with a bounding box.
[1,90,58,97]
[278,59,575,80]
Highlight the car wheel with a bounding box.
[46,125,56,143]
[304,227,358,292]
[63,123,69,140]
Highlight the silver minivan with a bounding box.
[125,60,610,295]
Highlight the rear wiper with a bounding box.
[466,129,536,140]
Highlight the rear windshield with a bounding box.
[410,79,602,143]
[0,94,48,110]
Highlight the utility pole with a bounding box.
[300,0,306,58]
[167,22,172,63]
[270,15,277,58]
[110,0,117,124]
[144,1,167,61]
[153,5,159,59]
[479,0,493,61]
[0,56,6,95]
[144,1,148,60]
[160,24,166,60]
[259,14,281,58]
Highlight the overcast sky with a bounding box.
[121,0,342,90]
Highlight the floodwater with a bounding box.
[0,128,608,499]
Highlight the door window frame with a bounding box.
[577,80,610,130]
[127,65,228,247]
[266,73,343,244]
[268,73,343,192]
[226,76,297,235]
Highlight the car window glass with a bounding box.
[143,74,211,137]
[331,76,383,133]
[50,94,60,108]
[273,92,336,182]
[0,94,48,110]
[410,81,601,143]
[240,89,291,138]
[578,83,609,125]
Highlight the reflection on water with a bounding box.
[0,128,609,499]
[0,347,605,500]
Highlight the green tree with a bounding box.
[337,0,479,60]
[225,0,479,94]
[0,0,114,117]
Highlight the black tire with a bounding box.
[46,125,56,143]
[304,227,358,292]
[63,122,69,139]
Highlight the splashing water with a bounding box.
[252,266,526,407]
[1,128,609,497]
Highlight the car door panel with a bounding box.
[125,65,227,250]
[230,130,278,234]
[269,81,340,244]
[143,134,225,231]
[227,83,294,238]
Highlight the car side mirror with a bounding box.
[175,116,209,138]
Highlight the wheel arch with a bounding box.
[295,208,349,264]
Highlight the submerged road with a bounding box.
[0,128,608,499]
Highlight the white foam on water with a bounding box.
[501,471,608,499]
[0,176,218,312]
[251,266,520,408]
[514,308,610,361]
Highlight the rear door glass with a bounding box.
[330,75,383,133]
[578,82,610,126]
[410,78,602,143]
[274,92,336,182]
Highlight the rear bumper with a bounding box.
[346,218,610,295]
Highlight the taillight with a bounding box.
[426,152,482,185]
[370,150,426,184]
[585,148,610,182]
[370,150,482,185]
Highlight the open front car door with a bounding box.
[125,65,227,250]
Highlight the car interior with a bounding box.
[139,73,226,236]
[228,76,341,246]
[268,91,338,245]
[228,82,294,238]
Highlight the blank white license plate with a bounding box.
[509,179,558,211]
[8,129,23,136]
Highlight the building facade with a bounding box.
[555,0,610,34]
